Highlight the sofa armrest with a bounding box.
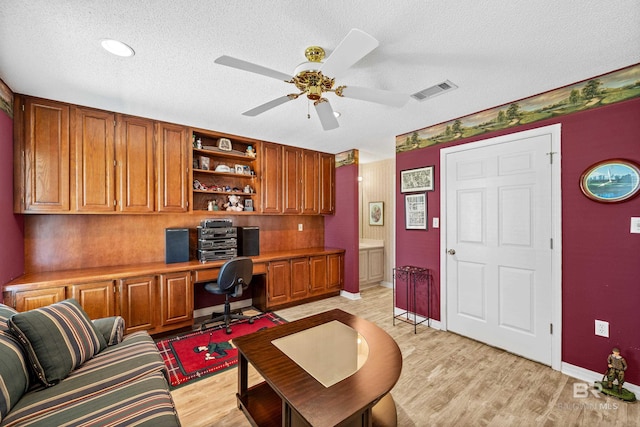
[91,316,125,346]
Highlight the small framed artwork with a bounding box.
[244,199,254,211]
[401,166,434,193]
[405,193,427,230]
[242,165,251,175]
[234,164,244,174]
[580,159,640,203]
[369,202,384,226]
[217,138,232,151]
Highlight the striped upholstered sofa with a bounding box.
[0,299,181,426]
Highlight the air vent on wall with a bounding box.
[411,80,458,101]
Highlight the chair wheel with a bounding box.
[226,327,232,334]
[249,318,254,324]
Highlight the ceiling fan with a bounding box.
[214,29,409,131]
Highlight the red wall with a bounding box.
[325,164,359,294]
[396,97,640,384]
[0,107,25,299]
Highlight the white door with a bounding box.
[442,126,560,366]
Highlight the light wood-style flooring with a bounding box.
[170,286,638,426]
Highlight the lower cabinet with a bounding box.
[70,281,116,320]
[11,287,67,312]
[262,253,343,311]
[118,275,157,335]
[159,271,193,328]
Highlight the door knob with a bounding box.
[447,249,456,255]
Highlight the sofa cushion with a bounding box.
[0,304,18,331]
[1,371,180,427]
[0,330,31,424]
[7,299,107,386]
[2,332,176,427]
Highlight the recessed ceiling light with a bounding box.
[101,39,135,57]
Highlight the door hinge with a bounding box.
[546,151,557,164]
[550,323,553,334]
[550,238,553,249]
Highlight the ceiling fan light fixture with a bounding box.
[101,39,135,57]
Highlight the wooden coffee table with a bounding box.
[233,309,402,426]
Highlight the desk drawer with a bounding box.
[193,268,220,283]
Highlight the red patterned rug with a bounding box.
[156,312,287,388]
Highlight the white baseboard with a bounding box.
[340,290,361,300]
[379,281,393,289]
[561,362,639,395]
[193,298,253,319]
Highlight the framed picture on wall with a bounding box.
[405,193,427,230]
[369,202,384,226]
[579,159,640,203]
[401,166,434,193]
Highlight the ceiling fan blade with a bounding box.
[320,29,379,78]
[215,55,292,81]
[315,100,339,131]
[339,85,409,108]
[242,95,296,116]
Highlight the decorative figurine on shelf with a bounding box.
[246,145,256,158]
[596,347,636,402]
[224,194,244,212]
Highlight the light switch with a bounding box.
[631,217,640,234]
[432,217,440,228]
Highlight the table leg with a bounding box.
[237,353,248,408]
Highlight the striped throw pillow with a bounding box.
[7,299,107,387]
[0,304,31,422]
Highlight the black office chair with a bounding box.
[201,257,255,334]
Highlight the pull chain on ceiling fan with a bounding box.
[214,29,410,131]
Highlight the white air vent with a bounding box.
[411,80,458,101]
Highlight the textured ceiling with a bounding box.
[1,1,639,163]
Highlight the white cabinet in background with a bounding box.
[359,240,384,288]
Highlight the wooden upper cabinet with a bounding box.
[16,96,70,213]
[319,152,335,215]
[302,150,320,214]
[155,122,189,212]
[72,106,116,212]
[260,141,282,213]
[116,115,155,213]
[282,146,302,214]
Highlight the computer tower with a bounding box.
[236,226,259,256]
[165,228,189,263]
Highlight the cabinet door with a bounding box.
[116,115,155,212]
[327,253,344,291]
[368,248,385,283]
[290,257,309,299]
[156,122,189,212]
[159,271,193,327]
[359,250,369,284]
[302,150,319,214]
[73,107,116,212]
[19,97,70,212]
[282,146,302,214]
[267,260,290,305]
[319,152,335,214]
[309,255,328,295]
[119,275,157,334]
[260,141,282,213]
[70,281,116,319]
[14,287,66,312]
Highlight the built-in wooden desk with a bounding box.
[2,248,345,335]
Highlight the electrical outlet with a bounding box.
[298,223,303,232]
[595,320,609,337]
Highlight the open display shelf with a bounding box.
[191,130,260,213]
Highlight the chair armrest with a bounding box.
[92,316,125,346]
